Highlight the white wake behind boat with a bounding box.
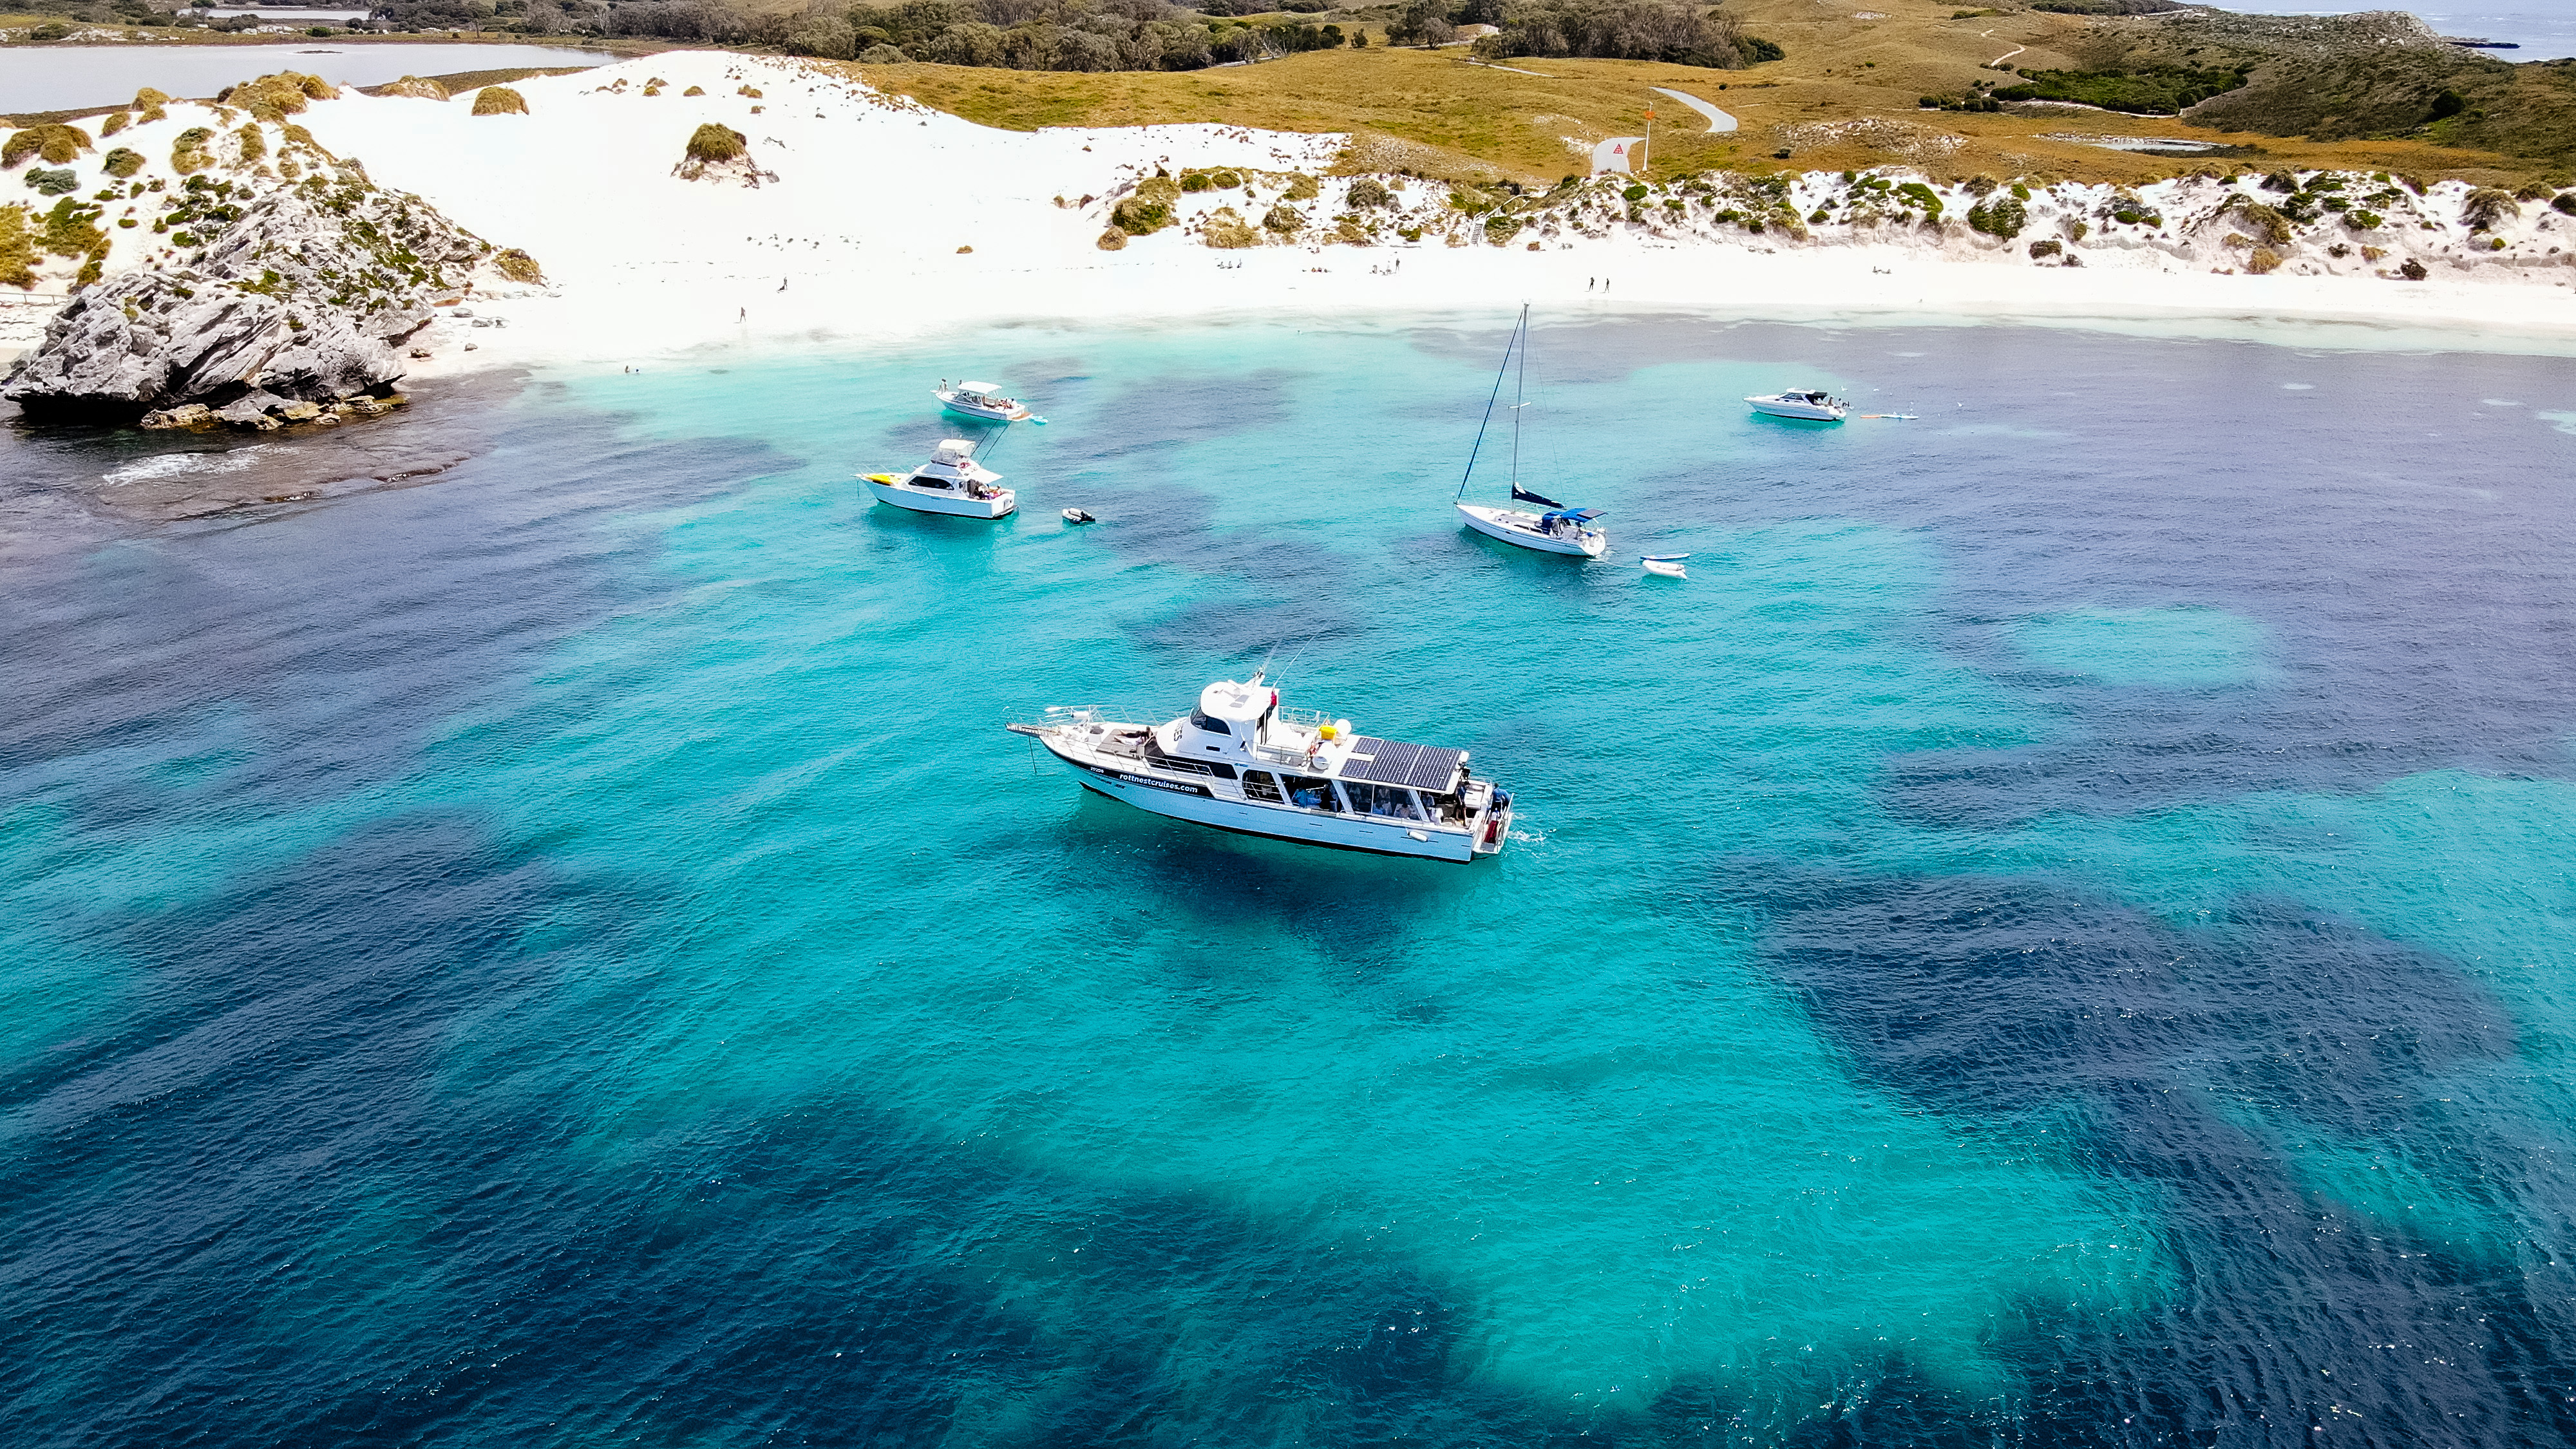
[860,438,1016,518]
[934,379,1039,423]
[1747,389,1848,421]
[1007,676,1513,862]
[1458,502,1607,557]
[1451,305,1606,560]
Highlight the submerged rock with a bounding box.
[5,149,507,425]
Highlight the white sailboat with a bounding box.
[860,438,1016,519]
[1453,305,1607,559]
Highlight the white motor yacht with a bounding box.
[861,439,1016,518]
[1747,389,1848,421]
[934,379,1038,423]
[1451,305,1606,559]
[1008,677,1513,862]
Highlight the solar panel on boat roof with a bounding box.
[1345,737,1464,791]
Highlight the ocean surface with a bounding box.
[5,315,2576,1446]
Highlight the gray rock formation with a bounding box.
[5,158,495,424]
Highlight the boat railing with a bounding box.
[1271,706,1331,728]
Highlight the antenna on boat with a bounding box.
[1456,305,1528,501]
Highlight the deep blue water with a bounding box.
[5,316,2576,1447]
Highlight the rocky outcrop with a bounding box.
[5,154,496,424]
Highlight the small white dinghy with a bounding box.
[1061,507,1095,524]
[1642,553,1689,578]
[934,379,1041,424]
[1747,389,1849,422]
[860,438,1016,519]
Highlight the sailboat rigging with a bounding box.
[1452,305,1607,558]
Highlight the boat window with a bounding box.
[1419,790,1463,823]
[1189,709,1232,735]
[1242,770,1283,802]
[1206,762,1237,781]
[1336,781,1425,819]
[1280,774,1333,810]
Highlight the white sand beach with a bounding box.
[14,50,2576,377]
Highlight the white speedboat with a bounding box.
[1457,500,1607,556]
[1747,389,1848,421]
[860,439,1016,518]
[1451,305,1605,559]
[1007,676,1513,862]
[934,379,1037,423]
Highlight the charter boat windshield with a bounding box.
[1007,676,1513,862]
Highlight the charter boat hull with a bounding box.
[1039,742,1492,862]
[863,475,1016,518]
[1456,503,1605,558]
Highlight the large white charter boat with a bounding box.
[861,439,1016,518]
[1007,677,1513,862]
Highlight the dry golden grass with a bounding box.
[854,0,2540,187]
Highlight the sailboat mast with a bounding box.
[1510,304,1526,488]
[1456,309,1520,500]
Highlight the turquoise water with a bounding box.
[5,316,2576,1444]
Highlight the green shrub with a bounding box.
[683,86,706,96]
[0,202,32,287]
[5,125,92,169]
[37,197,103,258]
[2226,196,2291,244]
[1201,206,1258,247]
[1894,181,1942,218]
[1180,171,1212,192]
[2398,258,2426,279]
[2245,245,2281,274]
[1263,203,1302,234]
[381,75,450,100]
[23,168,76,196]
[236,124,265,165]
[1283,173,1318,201]
[1208,169,1241,189]
[1968,196,2025,238]
[2346,210,2382,231]
[171,126,214,176]
[2028,238,2061,258]
[472,87,529,117]
[493,247,543,283]
[1112,196,1172,234]
[102,147,143,178]
[685,123,748,164]
[1622,183,1647,202]
[2555,193,2576,217]
[101,111,130,138]
[1347,178,1392,209]
[2460,187,2517,231]
[1484,213,1522,243]
[220,71,338,122]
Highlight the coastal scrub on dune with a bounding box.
[472,86,529,117]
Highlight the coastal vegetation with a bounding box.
[472,86,531,115]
